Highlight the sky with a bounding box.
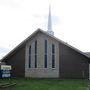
[0,0,90,59]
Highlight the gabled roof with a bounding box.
[1,28,89,62]
[84,52,90,58]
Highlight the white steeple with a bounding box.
[47,5,54,35]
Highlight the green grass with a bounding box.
[0,78,88,90]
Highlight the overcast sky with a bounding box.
[0,0,90,59]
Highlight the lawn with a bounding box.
[0,78,88,90]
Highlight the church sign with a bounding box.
[0,65,11,78]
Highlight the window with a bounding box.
[35,40,37,54]
[35,55,37,68]
[52,44,55,54]
[35,40,37,68]
[29,45,31,68]
[52,54,55,68]
[52,44,55,68]
[44,55,47,68]
[45,40,47,54]
[44,40,47,68]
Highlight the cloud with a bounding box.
[33,14,60,25]
[0,47,10,53]
[0,47,10,59]
[0,0,90,61]
[0,0,21,8]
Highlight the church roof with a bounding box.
[1,28,89,62]
[84,52,90,58]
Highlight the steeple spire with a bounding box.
[47,5,54,35]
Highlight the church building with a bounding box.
[1,6,90,79]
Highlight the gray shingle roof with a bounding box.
[84,52,90,58]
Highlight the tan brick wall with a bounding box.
[25,32,59,78]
